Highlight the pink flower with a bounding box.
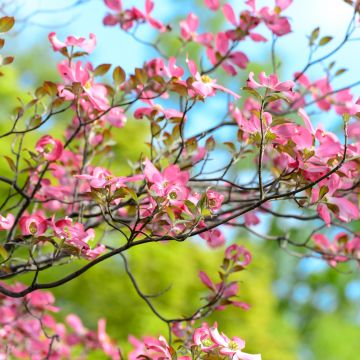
[244,211,260,226]
[98,319,120,360]
[35,135,63,162]
[199,271,215,290]
[105,107,127,127]
[193,323,261,360]
[128,335,174,360]
[276,0,293,11]
[57,60,109,110]
[199,227,225,248]
[19,215,48,236]
[334,89,360,115]
[247,71,294,92]
[104,0,122,11]
[85,244,106,260]
[66,314,86,335]
[298,108,315,134]
[206,189,224,211]
[312,233,351,266]
[48,32,96,53]
[193,323,217,352]
[134,105,183,120]
[131,0,167,32]
[225,244,252,267]
[329,197,359,223]
[223,3,238,27]
[259,7,291,36]
[187,58,240,99]
[26,290,59,313]
[51,217,103,259]
[0,213,15,230]
[145,336,172,359]
[103,0,135,29]
[206,34,249,75]
[209,324,261,360]
[75,167,117,189]
[180,13,213,46]
[144,159,190,203]
[317,203,331,226]
[204,0,220,11]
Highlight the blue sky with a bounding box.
[10,0,360,89]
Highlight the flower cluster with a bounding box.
[128,322,261,360]
[313,233,360,266]
[103,0,167,32]
[0,212,105,260]
[0,283,120,359]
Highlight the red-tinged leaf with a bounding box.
[4,155,16,171]
[0,17,15,33]
[0,38,5,49]
[206,136,216,151]
[43,81,58,97]
[35,86,47,99]
[113,66,126,85]
[94,63,111,76]
[309,27,320,45]
[319,36,333,46]
[335,68,347,77]
[1,56,14,66]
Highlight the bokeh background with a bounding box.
[1,0,359,359]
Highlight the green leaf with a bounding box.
[335,68,347,77]
[242,86,262,102]
[309,27,320,45]
[43,81,59,97]
[94,63,111,76]
[265,131,277,142]
[319,186,329,200]
[0,16,15,33]
[185,200,199,216]
[328,61,336,70]
[265,92,290,105]
[30,114,42,128]
[165,207,176,223]
[4,155,16,171]
[113,66,126,85]
[343,113,350,123]
[205,136,216,151]
[223,141,236,153]
[319,36,333,46]
[0,245,8,260]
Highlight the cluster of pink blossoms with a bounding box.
[49,32,127,131]
[103,0,167,32]
[0,0,360,357]
[128,322,261,360]
[4,212,104,260]
[0,283,120,359]
[313,233,360,267]
[230,71,360,225]
[179,0,292,76]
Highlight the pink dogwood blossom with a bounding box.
[35,135,64,162]
[48,32,96,53]
[0,213,14,230]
